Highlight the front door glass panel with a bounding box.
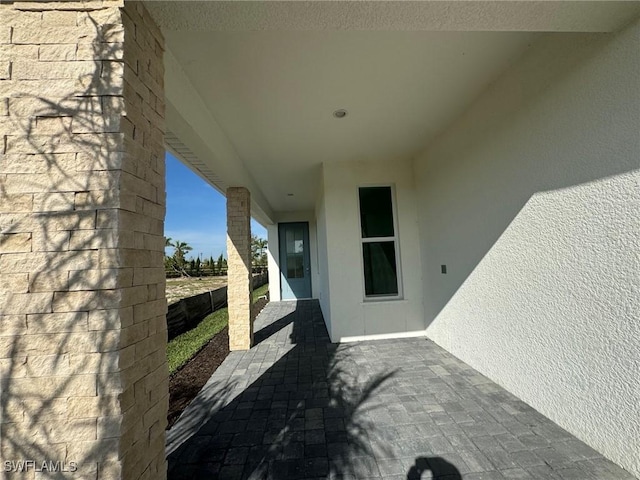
[279,222,312,299]
[286,225,305,279]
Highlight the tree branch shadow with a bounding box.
[2,4,165,478]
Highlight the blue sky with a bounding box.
[165,152,267,260]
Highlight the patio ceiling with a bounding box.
[145,1,640,224]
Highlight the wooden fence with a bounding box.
[167,272,268,340]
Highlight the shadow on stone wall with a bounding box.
[1,5,166,478]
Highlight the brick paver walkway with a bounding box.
[167,300,636,480]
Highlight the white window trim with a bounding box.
[357,184,403,302]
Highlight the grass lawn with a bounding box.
[252,283,269,302]
[167,283,269,374]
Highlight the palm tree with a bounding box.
[251,235,268,271]
[164,237,178,276]
[256,238,268,261]
[167,240,192,277]
[172,240,192,267]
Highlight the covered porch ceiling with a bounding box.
[144,1,640,225]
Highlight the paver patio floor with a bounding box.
[167,300,636,480]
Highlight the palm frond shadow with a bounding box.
[168,303,398,479]
[2,8,165,478]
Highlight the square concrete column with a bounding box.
[226,187,254,350]
[1,2,167,479]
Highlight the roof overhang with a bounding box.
[145,1,640,224]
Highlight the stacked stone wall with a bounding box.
[0,1,167,478]
[226,187,253,351]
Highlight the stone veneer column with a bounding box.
[226,187,254,351]
[0,2,168,479]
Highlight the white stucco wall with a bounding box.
[415,21,640,477]
[315,175,333,337]
[266,212,319,303]
[321,160,425,342]
[266,223,282,302]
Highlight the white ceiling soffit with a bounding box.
[146,1,640,33]
[165,130,226,194]
[163,29,539,214]
[164,48,276,225]
[146,1,640,216]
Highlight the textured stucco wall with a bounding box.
[266,223,282,302]
[415,20,640,476]
[322,160,425,342]
[315,174,332,337]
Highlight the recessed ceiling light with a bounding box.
[333,109,348,118]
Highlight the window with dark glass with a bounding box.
[358,186,400,297]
